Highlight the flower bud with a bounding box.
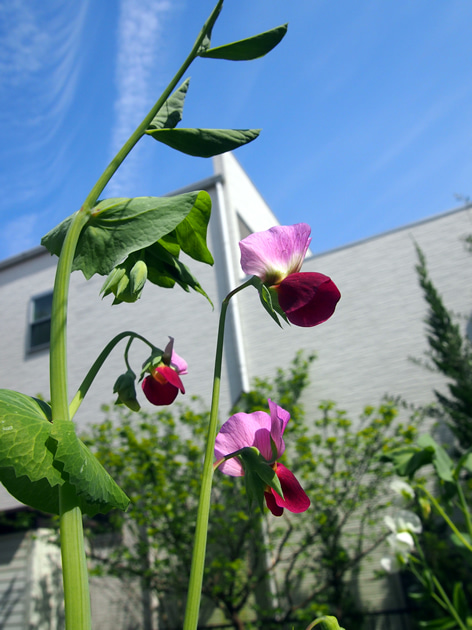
[113,369,140,412]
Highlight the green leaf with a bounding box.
[145,128,260,158]
[49,420,129,516]
[380,445,434,477]
[418,434,454,482]
[0,390,129,516]
[196,0,224,55]
[147,79,190,130]
[41,191,211,279]
[199,24,288,61]
[145,242,213,305]
[249,276,289,327]
[0,390,62,514]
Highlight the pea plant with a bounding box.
[0,3,342,629]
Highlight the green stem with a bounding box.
[69,331,154,419]
[431,574,468,630]
[50,209,92,630]
[183,281,251,630]
[417,484,472,552]
[456,478,472,540]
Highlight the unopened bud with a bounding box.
[129,260,147,297]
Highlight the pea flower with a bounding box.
[214,399,310,516]
[239,223,341,327]
[380,509,422,573]
[141,337,188,406]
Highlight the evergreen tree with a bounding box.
[415,244,472,449]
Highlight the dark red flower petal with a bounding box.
[277,272,340,327]
[142,375,179,406]
[156,365,185,393]
[264,491,284,517]
[270,463,310,513]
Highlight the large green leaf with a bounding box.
[50,420,129,515]
[0,389,129,516]
[41,191,211,279]
[145,128,260,158]
[199,24,288,61]
[147,79,190,130]
[0,390,63,513]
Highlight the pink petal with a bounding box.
[171,350,188,375]
[277,272,341,327]
[163,337,188,375]
[270,463,310,513]
[268,399,290,458]
[156,366,185,393]
[215,411,273,476]
[239,224,311,284]
[142,375,179,406]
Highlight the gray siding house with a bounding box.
[0,152,471,628]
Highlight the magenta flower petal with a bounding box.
[270,463,310,513]
[264,490,284,517]
[239,224,312,284]
[163,337,188,375]
[277,272,340,327]
[156,365,185,393]
[141,375,179,406]
[215,410,274,476]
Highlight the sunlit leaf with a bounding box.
[147,79,190,130]
[49,420,129,515]
[145,128,260,158]
[41,191,212,279]
[199,24,288,61]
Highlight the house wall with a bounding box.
[237,204,472,419]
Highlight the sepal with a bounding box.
[113,369,140,412]
[239,446,283,511]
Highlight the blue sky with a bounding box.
[0,0,471,261]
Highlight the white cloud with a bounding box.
[107,0,173,196]
[0,1,90,203]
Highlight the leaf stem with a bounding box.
[69,331,155,419]
[183,280,252,630]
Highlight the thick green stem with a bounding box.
[50,210,92,630]
[183,281,251,630]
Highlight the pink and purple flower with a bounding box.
[142,337,188,406]
[215,399,310,516]
[239,223,340,327]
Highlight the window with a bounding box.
[29,291,53,351]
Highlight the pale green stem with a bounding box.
[455,478,472,541]
[183,280,251,630]
[51,209,92,630]
[69,331,154,419]
[417,484,472,552]
[411,535,468,630]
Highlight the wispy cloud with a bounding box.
[0,1,90,205]
[107,0,173,197]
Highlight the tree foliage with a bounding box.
[415,244,472,449]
